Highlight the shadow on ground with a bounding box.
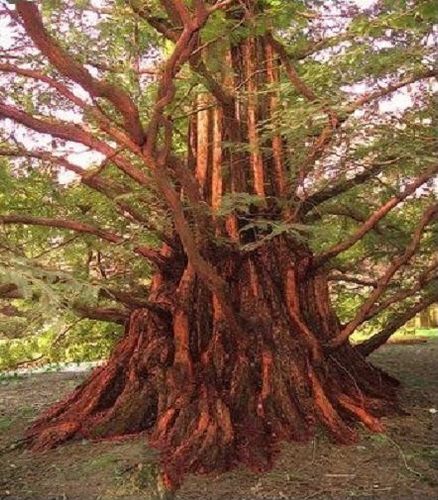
[1,340,437,499]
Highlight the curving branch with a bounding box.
[299,158,399,217]
[15,1,145,145]
[0,214,123,244]
[328,274,378,288]
[0,101,150,186]
[0,214,165,266]
[267,33,318,102]
[134,1,245,334]
[0,63,93,110]
[347,69,438,111]
[291,69,437,206]
[129,1,234,107]
[64,304,130,324]
[364,259,438,322]
[0,279,166,320]
[0,101,102,148]
[0,148,174,246]
[0,281,128,324]
[0,62,141,151]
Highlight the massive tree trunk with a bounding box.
[26,239,399,486]
[25,32,400,488]
[26,241,399,486]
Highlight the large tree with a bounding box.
[0,0,437,489]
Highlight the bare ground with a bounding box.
[1,340,438,499]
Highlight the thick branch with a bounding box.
[99,288,168,316]
[328,274,377,288]
[15,0,145,144]
[68,304,129,324]
[0,214,122,244]
[0,102,150,186]
[0,101,102,148]
[0,63,143,153]
[0,282,129,324]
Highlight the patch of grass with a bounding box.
[368,433,389,446]
[83,452,119,471]
[0,416,13,431]
[132,462,174,499]
[417,447,438,469]
[352,327,438,344]
[414,328,438,338]
[64,452,120,482]
[20,405,36,418]
[0,372,25,382]
[106,460,175,499]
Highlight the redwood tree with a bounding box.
[0,0,437,489]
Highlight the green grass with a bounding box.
[412,328,438,338]
[0,416,13,431]
[352,327,438,343]
[82,453,119,471]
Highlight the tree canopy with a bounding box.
[1,0,436,367]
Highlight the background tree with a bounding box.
[0,0,437,489]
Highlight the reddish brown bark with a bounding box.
[25,237,399,488]
[16,18,404,492]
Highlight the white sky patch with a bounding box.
[0,17,14,50]
[66,150,104,169]
[353,0,377,8]
[379,90,413,113]
[52,109,84,124]
[57,168,79,185]
[58,150,105,184]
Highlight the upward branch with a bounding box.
[314,163,438,268]
[329,203,438,348]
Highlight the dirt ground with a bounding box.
[1,340,438,499]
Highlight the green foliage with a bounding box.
[239,220,312,251]
[217,192,267,216]
[0,319,122,371]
